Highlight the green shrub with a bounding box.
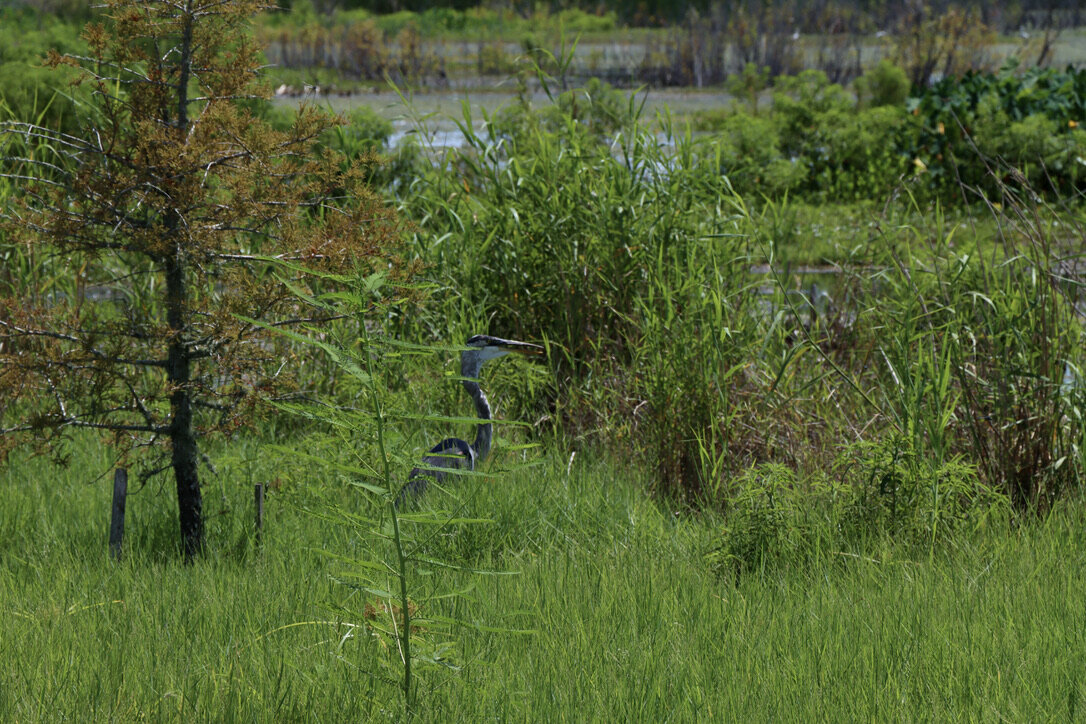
[908,63,1086,196]
[725,63,770,115]
[553,8,617,33]
[709,439,1007,578]
[711,464,809,575]
[970,112,1086,189]
[760,157,809,195]
[344,105,394,149]
[0,12,86,64]
[835,437,1004,548]
[713,111,794,193]
[854,59,910,108]
[687,108,729,132]
[772,69,853,143]
[810,105,915,199]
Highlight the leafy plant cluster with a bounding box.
[708,439,1005,577]
[911,61,1086,196]
[697,61,1086,203]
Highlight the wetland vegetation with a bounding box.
[1,0,1084,718]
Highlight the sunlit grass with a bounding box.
[2,433,1084,720]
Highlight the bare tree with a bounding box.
[0,0,401,559]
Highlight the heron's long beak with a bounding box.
[502,340,545,356]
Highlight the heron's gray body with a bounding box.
[396,335,540,503]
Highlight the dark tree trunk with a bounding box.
[166,2,202,562]
[165,251,203,560]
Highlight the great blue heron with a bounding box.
[396,335,543,503]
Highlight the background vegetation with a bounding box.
[1,0,1085,717]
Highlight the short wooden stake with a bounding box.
[254,482,265,543]
[109,468,128,561]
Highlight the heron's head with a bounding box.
[466,334,544,361]
[461,335,544,375]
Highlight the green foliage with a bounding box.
[725,62,770,114]
[908,62,1086,196]
[487,77,632,138]
[710,464,813,574]
[0,10,86,64]
[855,198,1085,510]
[368,6,616,39]
[336,105,394,150]
[854,59,910,108]
[772,69,853,137]
[0,63,83,135]
[5,4,1086,716]
[380,57,1086,508]
[685,64,1086,203]
[714,111,806,195]
[399,68,779,495]
[701,70,917,201]
[711,439,1005,578]
[0,16,87,135]
[255,268,526,712]
[834,437,1005,548]
[7,433,1086,719]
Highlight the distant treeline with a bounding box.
[3,0,1082,95]
[9,0,1085,30]
[291,0,1082,29]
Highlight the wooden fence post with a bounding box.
[109,468,128,560]
[254,482,265,544]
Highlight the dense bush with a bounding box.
[854,59,910,108]
[0,62,85,135]
[690,62,1086,203]
[709,439,1005,576]
[909,62,1086,196]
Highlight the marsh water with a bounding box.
[272,85,735,153]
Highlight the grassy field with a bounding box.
[3,433,1086,720]
[3,5,1085,719]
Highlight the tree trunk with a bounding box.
[165,251,202,560]
[167,1,202,562]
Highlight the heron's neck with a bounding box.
[461,353,492,462]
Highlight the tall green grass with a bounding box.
[3,433,1085,720]
[392,70,1084,513]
